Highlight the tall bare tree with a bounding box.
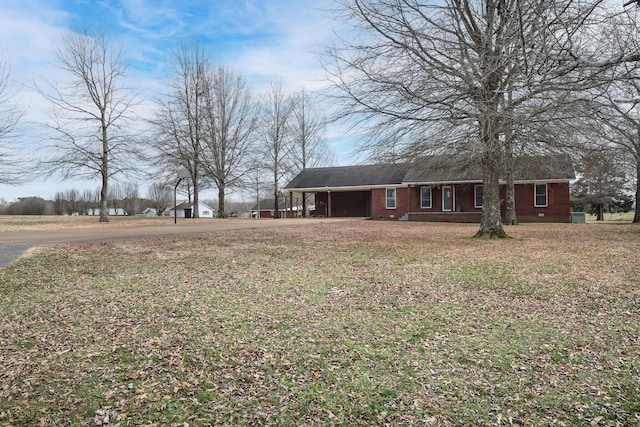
[0,54,24,185]
[587,7,640,222]
[259,80,295,217]
[291,89,334,171]
[151,43,209,218]
[290,89,334,216]
[201,66,258,217]
[327,0,639,237]
[572,147,632,220]
[38,31,138,222]
[147,181,172,216]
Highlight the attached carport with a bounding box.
[284,164,408,218]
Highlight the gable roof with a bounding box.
[284,155,574,190]
[403,155,575,183]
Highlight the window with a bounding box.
[474,185,483,208]
[420,186,432,208]
[535,184,548,207]
[442,186,453,211]
[386,188,396,209]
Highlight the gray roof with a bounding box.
[285,164,409,189]
[284,155,574,190]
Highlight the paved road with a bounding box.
[0,218,356,268]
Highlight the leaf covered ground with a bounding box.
[1,221,638,426]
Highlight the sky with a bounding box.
[0,0,360,203]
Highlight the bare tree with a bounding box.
[201,66,258,217]
[259,80,295,217]
[114,181,141,215]
[290,89,334,216]
[291,89,334,171]
[572,148,632,220]
[53,191,66,215]
[0,54,24,185]
[586,7,640,222]
[151,43,209,218]
[147,181,172,216]
[38,31,138,222]
[326,0,639,237]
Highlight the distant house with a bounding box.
[166,201,215,218]
[86,207,127,216]
[251,198,292,219]
[284,155,574,223]
[140,207,158,217]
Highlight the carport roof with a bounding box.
[285,164,409,190]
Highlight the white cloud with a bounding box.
[0,0,359,201]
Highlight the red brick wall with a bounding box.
[513,182,570,222]
[406,182,570,222]
[370,187,409,219]
[313,181,570,222]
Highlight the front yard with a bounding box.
[1,221,638,426]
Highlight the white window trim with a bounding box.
[442,185,453,212]
[474,185,483,209]
[386,188,397,209]
[535,183,548,207]
[420,186,432,209]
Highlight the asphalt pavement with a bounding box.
[0,244,30,269]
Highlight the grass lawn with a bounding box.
[0,221,638,426]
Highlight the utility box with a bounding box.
[570,212,586,223]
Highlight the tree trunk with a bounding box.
[475,159,509,238]
[273,165,279,219]
[634,156,640,223]
[192,169,199,219]
[596,204,604,221]
[218,183,226,218]
[503,136,518,225]
[474,113,508,239]
[504,176,517,225]
[99,126,109,223]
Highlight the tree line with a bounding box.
[0,182,258,217]
[2,1,640,237]
[0,36,332,222]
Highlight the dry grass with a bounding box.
[0,221,638,426]
[0,215,198,232]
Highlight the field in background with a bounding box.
[584,212,635,222]
[1,221,638,425]
[0,215,242,232]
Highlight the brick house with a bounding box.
[284,155,574,222]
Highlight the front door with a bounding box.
[442,186,453,211]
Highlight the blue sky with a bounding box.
[0,0,359,202]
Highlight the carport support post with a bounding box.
[289,191,293,218]
[327,190,332,218]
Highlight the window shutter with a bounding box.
[529,184,533,206]
[549,186,554,206]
